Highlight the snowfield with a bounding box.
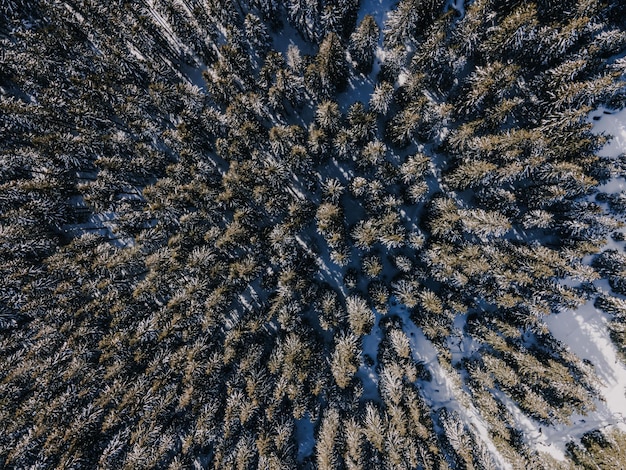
[545,304,626,452]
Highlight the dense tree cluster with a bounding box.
[1,0,626,468]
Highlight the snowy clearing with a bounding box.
[545,304,626,438]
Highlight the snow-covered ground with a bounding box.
[387,301,512,469]
[591,106,626,160]
[294,412,316,463]
[498,297,626,461]
[545,303,626,432]
[357,313,383,401]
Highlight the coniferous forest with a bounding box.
[2,0,626,468]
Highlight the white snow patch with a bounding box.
[598,177,626,196]
[590,106,626,158]
[396,71,409,87]
[492,389,567,461]
[448,313,482,365]
[127,42,146,62]
[546,303,626,425]
[590,108,626,202]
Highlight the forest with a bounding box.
[1,0,626,468]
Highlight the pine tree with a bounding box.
[347,101,377,144]
[306,32,349,99]
[316,100,342,132]
[288,0,321,42]
[383,0,446,47]
[369,81,394,115]
[346,295,375,336]
[331,331,360,388]
[244,13,271,54]
[349,15,380,74]
[316,408,342,470]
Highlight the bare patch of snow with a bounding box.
[546,304,626,425]
[448,314,481,366]
[590,106,626,158]
[492,389,567,461]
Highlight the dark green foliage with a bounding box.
[593,250,626,295]
[306,32,349,99]
[383,0,447,46]
[349,15,380,74]
[287,0,360,42]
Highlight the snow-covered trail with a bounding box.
[386,302,513,469]
[144,0,186,53]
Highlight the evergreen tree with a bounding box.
[349,15,380,74]
[306,32,349,99]
[383,0,446,46]
[369,81,394,115]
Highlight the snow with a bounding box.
[144,0,209,87]
[590,107,626,204]
[294,233,346,296]
[496,317,626,462]
[127,42,147,62]
[271,17,316,58]
[589,106,626,159]
[447,0,466,17]
[546,303,626,432]
[492,389,567,461]
[357,314,383,401]
[145,1,186,53]
[387,300,513,470]
[180,62,207,89]
[294,412,316,462]
[448,313,481,366]
[355,0,390,27]
[339,0,392,112]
